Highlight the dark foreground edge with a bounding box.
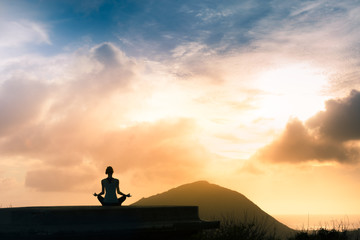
[0,206,219,240]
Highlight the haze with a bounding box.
[1,0,360,216]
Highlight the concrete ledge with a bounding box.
[0,206,219,240]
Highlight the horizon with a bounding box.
[1,0,360,217]
[274,214,360,230]
[2,180,360,230]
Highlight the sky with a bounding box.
[1,0,360,216]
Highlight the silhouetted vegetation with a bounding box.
[288,219,360,240]
[192,216,360,240]
[192,216,282,240]
[289,228,348,240]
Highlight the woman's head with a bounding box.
[105,166,114,175]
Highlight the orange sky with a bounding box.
[1,1,360,217]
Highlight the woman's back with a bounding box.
[102,178,119,203]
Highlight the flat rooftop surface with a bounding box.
[0,206,219,240]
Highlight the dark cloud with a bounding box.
[255,90,360,164]
[255,119,359,163]
[307,90,360,141]
[92,42,122,68]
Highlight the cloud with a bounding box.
[0,176,18,192]
[0,42,212,192]
[0,78,51,135]
[307,90,360,141]
[118,0,360,65]
[90,118,208,173]
[0,42,135,137]
[0,20,51,48]
[254,90,360,164]
[25,166,96,192]
[238,160,264,175]
[92,42,126,68]
[40,42,137,122]
[254,118,359,163]
[70,42,136,95]
[17,118,209,191]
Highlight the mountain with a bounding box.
[132,180,294,238]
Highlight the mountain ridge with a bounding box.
[132,180,294,238]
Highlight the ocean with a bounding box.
[273,214,360,230]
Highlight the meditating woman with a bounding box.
[94,166,131,206]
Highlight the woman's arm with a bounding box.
[94,181,105,196]
[116,182,125,195]
[116,181,130,196]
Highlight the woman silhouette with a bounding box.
[94,166,131,206]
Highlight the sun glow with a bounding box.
[256,63,328,122]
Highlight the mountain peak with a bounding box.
[186,180,210,185]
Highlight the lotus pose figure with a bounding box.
[94,166,131,206]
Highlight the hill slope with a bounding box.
[132,180,294,238]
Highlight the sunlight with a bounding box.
[256,63,328,122]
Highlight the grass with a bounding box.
[289,217,360,240]
[192,215,282,240]
[289,229,349,240]
[191,215,360,240]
